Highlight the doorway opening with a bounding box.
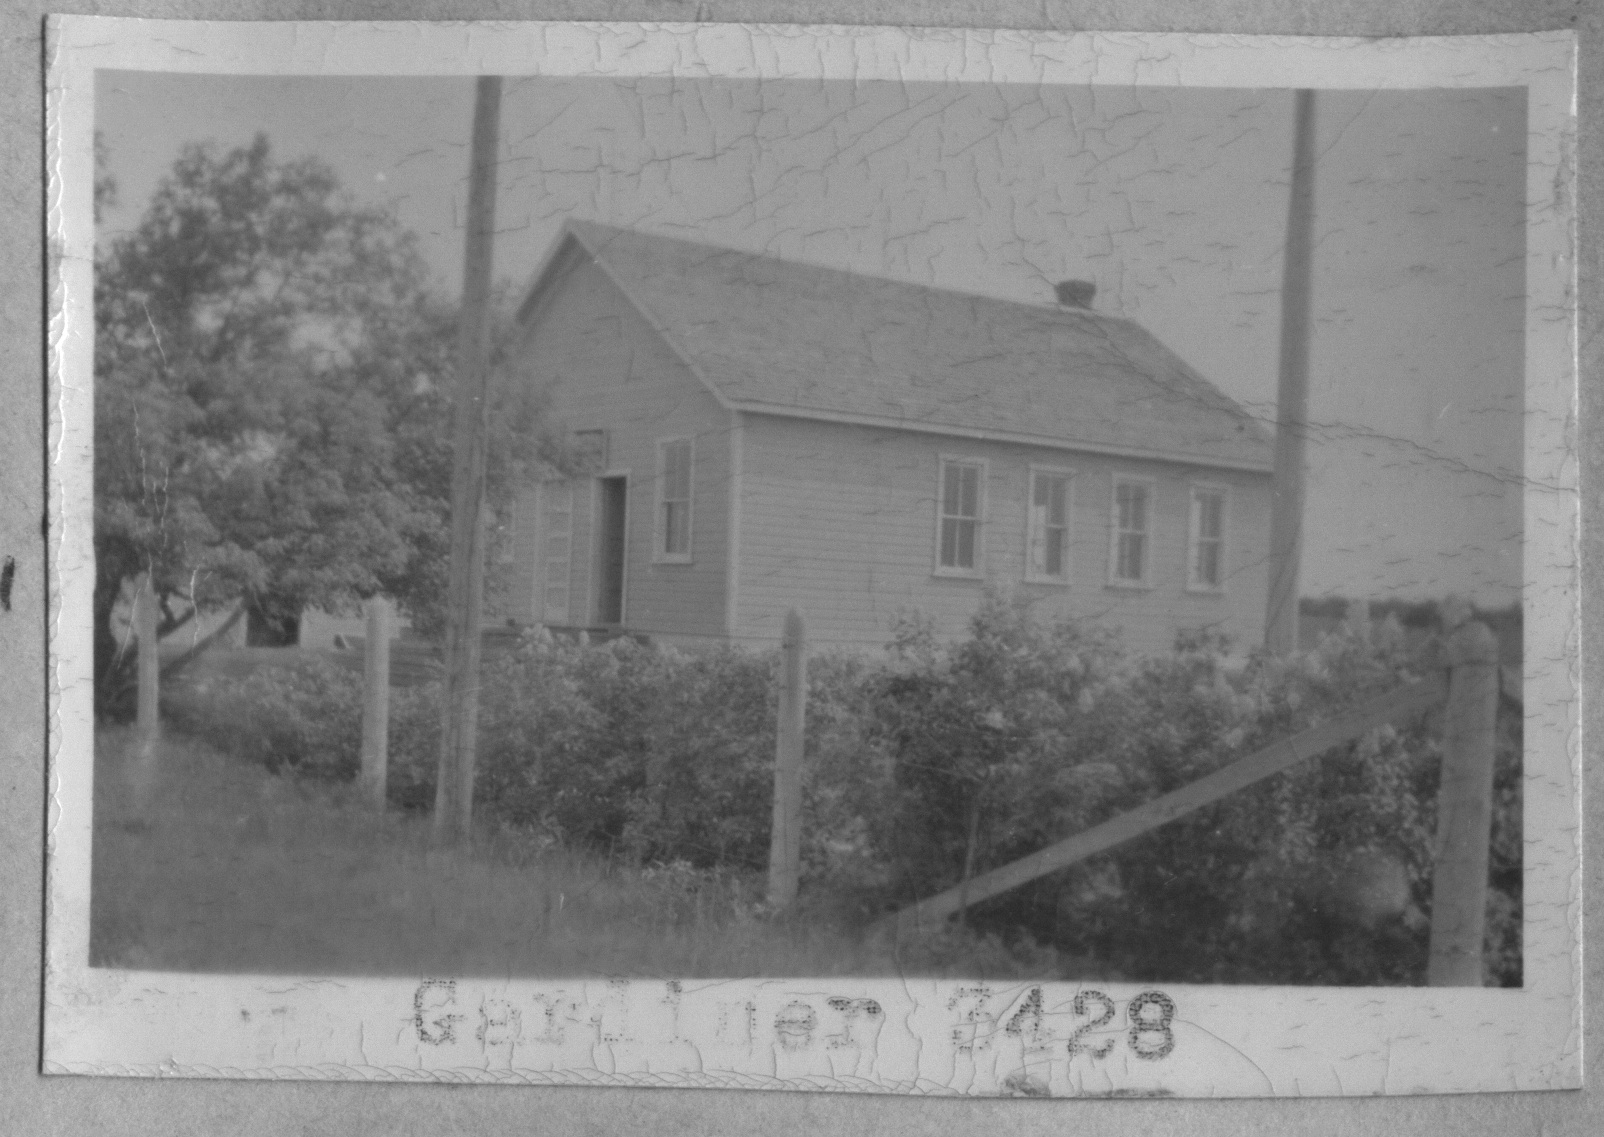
[594,475,627,626]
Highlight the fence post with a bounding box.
[1427,618,1500,986]
[360,597,392,811]
[135,574,159,747]
[130,572,160,812]
[767,609,806,909]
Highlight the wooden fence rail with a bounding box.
[873,669,1452,939]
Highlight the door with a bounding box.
[594,475,628,626]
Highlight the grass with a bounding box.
[89,726,1083,980]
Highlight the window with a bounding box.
[1026,467,1073,582]
[936,458,985,573]
[1109,476,1154,586]
[656,438,693,562]
[1188,485,1227,591]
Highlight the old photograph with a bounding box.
[44,18,1578,1096]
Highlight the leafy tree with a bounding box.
[93,133,545,714]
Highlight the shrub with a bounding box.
[891,599,1522,987]
[167,596,1521,986]
[468,634,892,881]
[865,594,1129,905]
[166,653,366,778]
[797,651,896,907]
[453,633,773,867]
[383,679,444,811]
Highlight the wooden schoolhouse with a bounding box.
[488,219,1274,655]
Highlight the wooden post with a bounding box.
[1264,89,1317,656]
[767,609,807,909]
[360,597,392,811]
[134,572,159,755]
[433,75,502,846]
[1427,619,1500,986]
[130,572,160,812]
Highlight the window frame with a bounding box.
[1107,473,1158,589]
[932,455,988,578]
[1186,482,1230,594]
[490,497,518,566]
[536,479,575,625]
[653,437,695,565]
[1024,464,1075,585]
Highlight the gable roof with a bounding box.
[524,219,1273,472]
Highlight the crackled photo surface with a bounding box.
[45,19,1578,1096]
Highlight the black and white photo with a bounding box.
[44,17,1579,1097]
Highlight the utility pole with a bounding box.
[1264,89,1316,656]
[433,75,502,846]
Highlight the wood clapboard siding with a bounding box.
[734,415,1271,655]
[509,251,729,640]
[503,229,1274,655]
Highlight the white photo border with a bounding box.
[44,16,1580,1096]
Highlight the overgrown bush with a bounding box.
[866,601,1128,904]
[474,634,778,867]
[1035,628,1455,986]
[465,634,892,886]
[168,652,444,802]
[169,593,1521,986]
[857,594,1519,986]
[384,678,444,811]
[166,654,365,779]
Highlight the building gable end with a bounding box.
[515,223,734,414]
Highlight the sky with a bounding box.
[94,72,1528,607]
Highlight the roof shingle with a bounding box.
[540,220,1273,471]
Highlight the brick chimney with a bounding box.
[1055,279,1096,309]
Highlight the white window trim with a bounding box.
[932,454,988,578]
[1186,481,1230,594]
[653,437,694,565]
[537,480,575,625]
[1024,464,1075,586]
[1107,473,1158,590]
